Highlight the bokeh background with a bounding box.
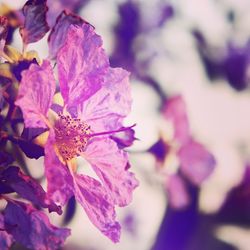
[2,0,250,249]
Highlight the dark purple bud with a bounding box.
[111,127,137,149]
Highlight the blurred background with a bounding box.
[2,0,250,249]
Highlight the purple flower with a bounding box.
[150,95,216,209]
[15,23,138,242]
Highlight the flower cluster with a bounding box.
[0,0,138,248]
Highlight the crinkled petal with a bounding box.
[44,130,74,205]
[0,214,13,250]
[178,140,216,186]
[163,95,190,144]
[83,138,138,207]
[72,173,121,242]
[165,174,190,209]
[57,23,109,109]
[48,11,84,59]
[79,68,131,131]
[47,0,88,28]
[19,0,49,45]
[15,60,56,128]
[1,166,61,214]
[4,201,70,250]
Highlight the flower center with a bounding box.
[54,113,91,161]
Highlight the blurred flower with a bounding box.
[112,0,174,72]
[15,23,138,242]
[150,95,216,209]
[194,30,250,91]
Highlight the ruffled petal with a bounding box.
[44,130,74,205]
[48,11,84,59]
[72,173,121,242]
[4,201,70,250]
[19,0,49,45]
[47,1,87,28]
[79,68,131,131]
[15,60,56,128]
[178,140,216,186]
[83,138,138,207]
[163,95,190,144]
[57,23,109,109]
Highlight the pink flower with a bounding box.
[150,96,216,209]
[15,23,138,242]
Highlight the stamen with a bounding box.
[54,111,135,162]
[54,113,91,161]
